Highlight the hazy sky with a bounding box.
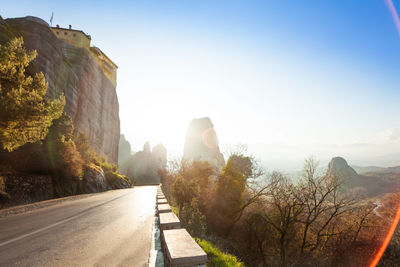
[2,1,400,170]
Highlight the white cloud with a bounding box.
[384,128,400,142]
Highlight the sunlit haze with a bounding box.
[2,0,400,171]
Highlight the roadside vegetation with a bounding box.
[196,238,244,267]
[159,150,400,266]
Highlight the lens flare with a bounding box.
[202,128,219,149]
[368,1,400,266]
[369,201,400,267]
[385,0,400,37]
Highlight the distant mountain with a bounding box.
[351,165,385,174]
[374,153,400,167]
[326,157,400,196]
[352,165,400,175]
[183,117,225,169]
[382,166,400,173]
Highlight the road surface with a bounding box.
[0,186,157,266]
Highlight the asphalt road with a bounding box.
[0,186,157,267]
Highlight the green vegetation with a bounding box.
[171,160,214,218]
[0,37,65,151]
[196,238,244,267]
[212,154,253,237]
[171,205,179,216]
[168,160,213,237]
[75,134,130,188]
[105,170,130,187]
[160,153,380,266]
[47,112,84,182]
[75,131,129,184]
[0,108,130,197]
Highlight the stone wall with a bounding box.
[50,27,91,48]
[0,175,53,208]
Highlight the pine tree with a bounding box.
[0,37,65,151]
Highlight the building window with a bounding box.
[73,33,76,37]
[64,32,67,35]
[56,31,59,34]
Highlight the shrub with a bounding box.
[75,133,97,163]
[98,160,118,173]
[46,113,84,181]
[0,37,65,151]
[180,199,207,238]
[195,239,244,267]
[57,140,84,179]
[105,170,130,187]
[75,132,119,173]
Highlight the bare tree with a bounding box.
[293,157,367,262]
[246,158,371,266]
[257,172,303,266]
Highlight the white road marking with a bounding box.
[0,211,84,248]
[0,192,131,248]
[373,201,384,218]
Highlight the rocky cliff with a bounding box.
[183,117,225,169]
[0,16,120,163]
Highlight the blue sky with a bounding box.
[1,1,400,169]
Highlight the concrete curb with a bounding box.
[156,186,208,267]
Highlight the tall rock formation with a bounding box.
[325,156,400,196]
[152,143,168,170]
[183,117,225,169]
[118,134,132,174]
[327,157,359,181]
[0,16,120,163]
[126,142,167,184]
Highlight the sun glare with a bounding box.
[1,1,400,266]
[369,202,400,266]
